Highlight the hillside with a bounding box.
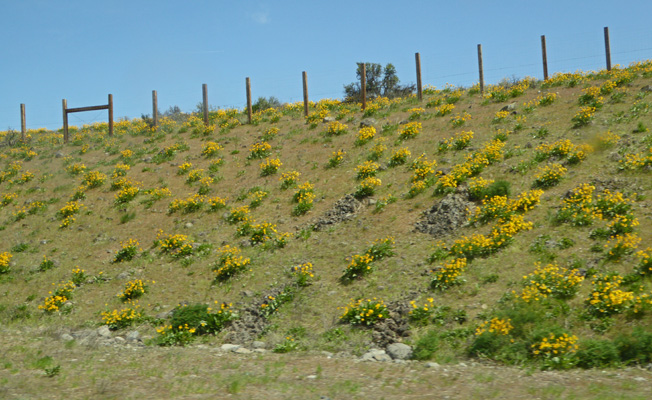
[2,62,652,398]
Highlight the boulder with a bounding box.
[386,343,413,360]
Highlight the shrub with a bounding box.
[575,339,619,369]
[338,298,388,326]
[412,329,440,360]
[169,303,235,335]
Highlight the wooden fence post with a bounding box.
[62,99,69,143]
[202,84,209,126]
[108,94,114,136]
[20,104,26,141]
[477,44,484,95]
[152,90,158,127]
[302,71,309,117]
[415,52,423,101]
[604,26,612,71]
[541,35,549,81]
[246,77,252,124]
[361,63,366,110]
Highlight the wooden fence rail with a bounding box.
[61,94,113,143]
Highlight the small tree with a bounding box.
[343,62,415,102]
[251,96,283,113]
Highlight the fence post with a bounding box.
[477,44,484,95]
[202,83,209,126]
[62,99,68,143]
[604,26,612,71]
[108,94,114,136]
[246,77,252,124]
[541,35,549,81]
[361,63,366,110]
[302,71,309,117]
[152,90,158,127]
[415,52,423,101]
[20,104,26,141]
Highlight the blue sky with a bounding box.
[2,1,652,131]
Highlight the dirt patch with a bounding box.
[414,190,476,238]
[309,194,363,231]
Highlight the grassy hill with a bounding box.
[2,62,652,398]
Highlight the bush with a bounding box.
[614,328,652,365]
[412,329,440,360]
[575,339,619,369]
[482,180,511,199]
[169,303,235,336]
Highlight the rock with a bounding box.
[220,343,241,352]
[414,191,475,238]
[360,118,377,128]
[184,222,193,229]
[321,351,334,358]
[55,152,65,158]
[310,194,363,231]
[242,290,255,297]
[361,349,392,362]
[641,85,652,92]
[501,102,517,111]
[252,341,266,349]
[40,240,47,245]
[114,336,126,344]
[386,343,413,360]
[426,362,441,369]
[233,347,252,354]
[306,375,318,379]
[323,116,336,123]
[126,331,140,341]
[116,271,130,280]
[60,333,74,342]
[97,326,112,338]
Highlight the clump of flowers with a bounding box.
[341,253,374,281]
[39,281,76,313]
[81,171,107,189]
[326,121,348,136]
[493,110,510,123]
[339,298,388,326]
[292,182,315,216]
[388,147,411,167]
[367,139,386,161]
[213,245,251,282]
[201,141,223,158]
[354,176,381,199]
[355,160,379,179]
[355,126,376,146]
[430,258,467,290]
[185,168,204,184]
[572,106,596,128]
[113,239,141,262]
[327,149,345,168]
[279,171,300,190]
[475,318,513,336]
[65,162,87,176]
[604,233,641,261]
[409,298,435,326]
[248,141,272,159]
[226,205,250,224]
[531,333,579,369]
[532,164,567,188]
[112,163,131,178]
[0,251,12,274]
[585,273,634,317]
[207,196,228,212]
[262,126,280,140]
[101,300,142,330]
[168,194,206,214]
[517,263,584,302]
[636,248,652,276]
[118,279,150,301]
[450,112,471,127]
[260,157,282,176]
[114,181,141,205]
[57,201,83,229]
[156,231,194,258]
[534,139,591,165]
[435,104,455,116]
[398,122,421,140]
[1,192,18,206]
[291,262,314,287]
[408,107,425,120]
[439,130,474,152]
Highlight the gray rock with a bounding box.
[220,343,241,352]
[323,116,336,123]
[114,336,126,344]
[184,222,193,229]
[60,333,74,342]
[501,102,517,111]
[55,152,65,158]
[126,331,140,341]
[97,325,112,338]
[306,375,318,379]
[233,347,252,354]
[360,118,377,128]
[252,341,266,349]
[116,271,130,280]
[361,349,392,362]
[641,85,652,92]
[386,343,413,360]
[425,362,440,368]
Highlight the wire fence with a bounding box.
[4,25,652,132]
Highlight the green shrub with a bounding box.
[614,327,652,365]
[169,303,235,335]
[575,339,619,369]
[412,329,440,360]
